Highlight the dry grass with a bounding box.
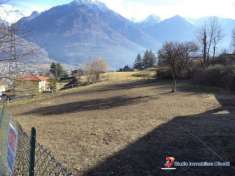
[9,75,235,175]
[100,70,156,82]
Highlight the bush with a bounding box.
[118,65,133,72]
[211,53,235,65]
[156,68,173,80]
[193,65,235,92]
[49,78,57,93]
[157,67,191,80]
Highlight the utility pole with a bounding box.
[0,1,17,76]
[0,23,18,101]
[8,24,18,99]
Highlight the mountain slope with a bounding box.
[140,15,196,43]
[16,0,160,68]
[15,0,235,69]
[0,22,53,73]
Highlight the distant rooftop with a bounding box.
[20,75,49,81]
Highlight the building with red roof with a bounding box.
[18,75,50,93]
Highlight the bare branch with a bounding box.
[84,58,108,83]
[197,17,224,66]
[158,42,198,92]
[232,28,235,53]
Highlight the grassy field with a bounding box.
[9,72,235,175]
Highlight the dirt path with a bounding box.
[9,80,235,175]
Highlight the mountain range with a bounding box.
[138,15,196,43]
[0,0,235,69]
[16,0,159,69]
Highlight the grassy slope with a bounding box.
[9,71,235,175]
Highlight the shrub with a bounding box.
[118,65,133,72]
[49,78,57,93]
[193,65,235,92]
[157,67,192,80]
[157,68,172,80]
[212,53,235,65]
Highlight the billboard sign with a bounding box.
[7,122,18,175]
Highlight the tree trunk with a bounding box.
[95,73,100,82]
[171,73,176,93]
[212,46,216,64]
[203,31,207,67]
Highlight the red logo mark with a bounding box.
[164,156,175,168]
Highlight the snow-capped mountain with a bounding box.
[139,15,196,43]
[0,0,233,68]
[16,0,159,68]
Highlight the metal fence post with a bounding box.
[29,127,36,176]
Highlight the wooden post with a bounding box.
[29,127,36,176]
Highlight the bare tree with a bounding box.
[158,42,198,92]
[84,58,108,83]
[232,28,235,53]
[202,27,207,67]
[197,17,223,66]
[210,18,223,61]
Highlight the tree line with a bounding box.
[158,17,235,92]
[49,58,108,85]
[118,50,157,72]
[130,17,235,92]
[134,50,157,70]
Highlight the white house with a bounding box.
[37,76,50,93]
[0,80,8,94]
[19,75,50,93]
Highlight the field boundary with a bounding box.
[0,104,79,176]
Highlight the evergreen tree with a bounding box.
[134,54,143,70]
[50,62,57,77]
[143,50,157,68]
[123,65,132,72]
[50,62,68,80]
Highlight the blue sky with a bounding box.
[8,0,71,13]
[4,0,235,22]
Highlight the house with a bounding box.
[0,81,7,94]
[0,79,12,100]
[210,53,235,65]
[0,78,11,93]
[221,54,235,65]
[18,75,51,94]
[72,69,84,77]
[37,76,51,93]
[61,77,79,90]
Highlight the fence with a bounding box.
[0,104,78,176]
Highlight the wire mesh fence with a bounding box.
[0,104,79,176]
